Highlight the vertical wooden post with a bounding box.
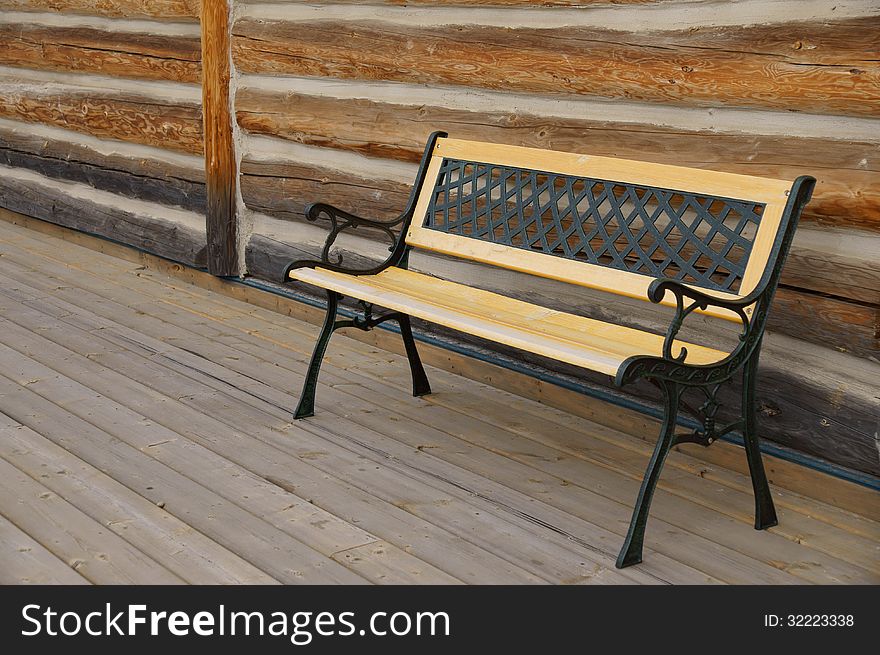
[200,0,238,276]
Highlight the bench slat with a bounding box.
[290,266,728,377]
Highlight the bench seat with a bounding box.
[290,266,728,377]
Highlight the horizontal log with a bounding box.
[232,16,880,117]
[0,120,205,181]
[237,88,880,170]
[771,290,878,360]
[240,1,880,32]
[781,242,878,306]
[0,86,203,154]
[0,128,207,212]
[247,229,879,476]
[0,1,200,20]
[237,89,880,232]
[240,159,411,223]
[0,172,206,267]
[239,152,880,305]
[0,24,201,83]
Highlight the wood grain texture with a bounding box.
[0,0,200,19]
[0,128,206,211]
[289,265,727,374]
[241,159,411,223]
[201,0,237,275]
[236,89,880,232]
[0,88,203,153]
[783,245,878,306]
[771,290,878,360]
[0,177,207,267]
[232,17,880,117]
[0,24,201,83]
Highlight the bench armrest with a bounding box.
[614,278,767,387]
[646,277,754,364]
[281,203,410,282]
[647,278,754,312]
[282,130,448,283]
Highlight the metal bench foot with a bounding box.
[294,292,431,418]
[616,381,682,569]
[396,314,431,397]
[293,290,340,419]
[742,351,778,530]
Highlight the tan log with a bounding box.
[0,87,203,154]
[0,23,201,83]
[232,17,880,117]
[0,1,200,20]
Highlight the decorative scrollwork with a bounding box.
[309,203,405,266]
[281,130,448,283]
[281,203,411,281]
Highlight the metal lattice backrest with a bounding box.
[419,157,766,294]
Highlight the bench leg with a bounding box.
[616,380,682,569]
[742,352,778,530]
[293,290,339,420]
[396,314,431,397]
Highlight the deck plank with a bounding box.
[0,422,281,585]
[0,455,184,584]
[137,286,878,573]
[0,259,846,583]
[0,315,541,585]
[0,326,646,586]
[0,271,659,584]
[0,373,368,585]
[0,218,876,585]
[0,514,90,585]
[0,347,461,585]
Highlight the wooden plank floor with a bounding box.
[0,219,877,585]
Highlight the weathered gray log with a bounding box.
[0,175,206,268]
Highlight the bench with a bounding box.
[282,132,815,568]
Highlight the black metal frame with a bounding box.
[281,130,815,569]
[281,131,448,419]
[611,174,815,567]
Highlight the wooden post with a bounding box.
[200,0,238,276]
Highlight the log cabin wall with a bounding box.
[0,1,877,478]
[231,0,880,478]
[0,0,208,266]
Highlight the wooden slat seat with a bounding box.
[291,266,727,376]
[280,131,816,569]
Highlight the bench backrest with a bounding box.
[405,137,795,321]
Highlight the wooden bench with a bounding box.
[282,132,815,568]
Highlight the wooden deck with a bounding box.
[0,218,877,585]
